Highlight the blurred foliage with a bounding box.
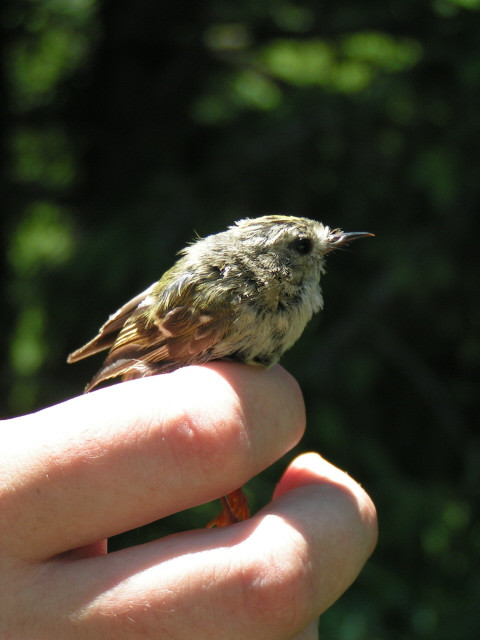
[1,0,479,637]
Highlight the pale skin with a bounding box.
[0,363,377,639]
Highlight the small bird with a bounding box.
[68,215,372,526]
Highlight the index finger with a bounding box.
[0,363,305,561]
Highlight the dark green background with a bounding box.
[1,1,478,638]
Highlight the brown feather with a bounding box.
[67,283,156,363]
[83,305,231,391]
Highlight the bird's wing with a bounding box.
[84,304,231,391]
[67,283,157,363]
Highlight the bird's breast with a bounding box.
[210,276,322,366]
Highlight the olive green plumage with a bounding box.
[68,215,372,391]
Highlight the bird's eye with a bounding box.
[291,236,313,255]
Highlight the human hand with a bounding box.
[0,362,377,639]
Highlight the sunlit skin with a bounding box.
[0,364,377,639]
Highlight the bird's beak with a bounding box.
[325,230,374,253]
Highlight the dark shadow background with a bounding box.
[1,1,478,638]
